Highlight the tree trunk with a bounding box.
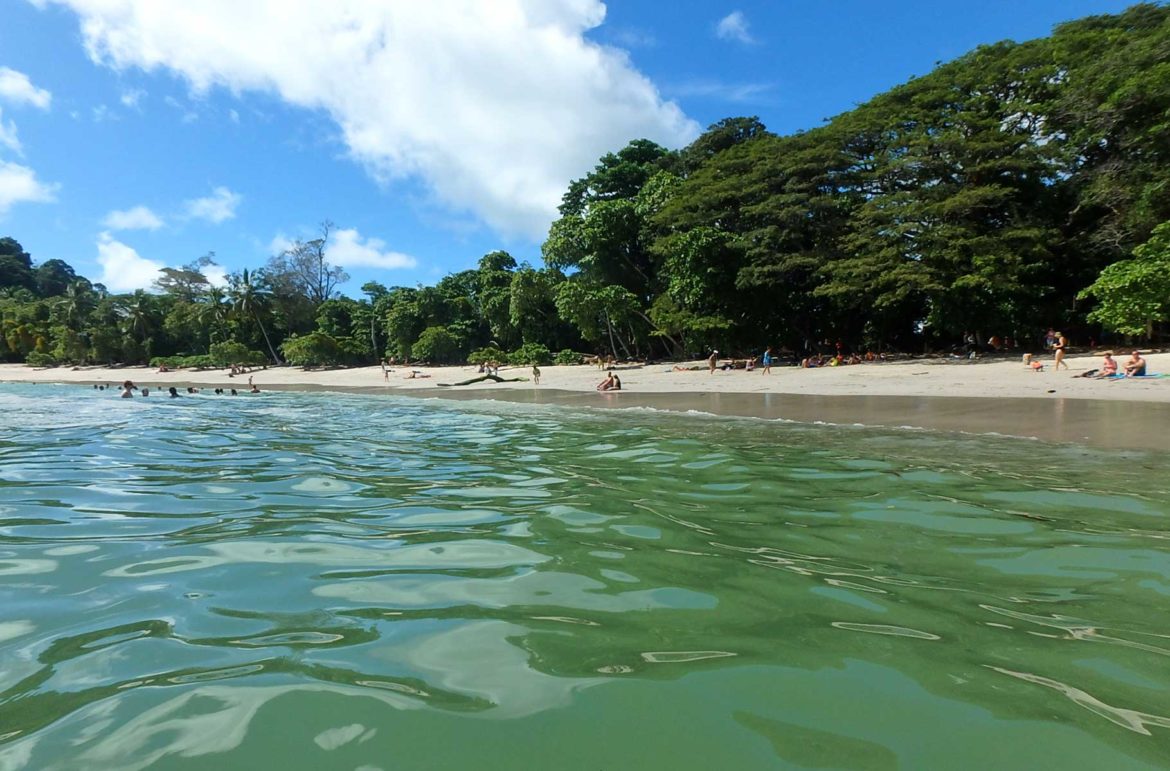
[255,312,282,364]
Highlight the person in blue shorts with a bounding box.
[1124,350,1147,377]
[762,346,774,374]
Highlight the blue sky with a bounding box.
[0,0,1140,296]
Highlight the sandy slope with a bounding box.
[3,351,1167,402]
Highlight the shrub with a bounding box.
[467,346,506,365]
[282,332,343,367]
[508,342,552,366]
[412,326,462,364]
[25,351,56,367]
[210,341,267,369]
[554,348,582,365]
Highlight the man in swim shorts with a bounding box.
[1124,350,1147,377]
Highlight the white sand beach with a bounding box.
[3,351,1167,401]
[4,352,1168,450]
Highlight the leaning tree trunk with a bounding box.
[255,312,282,364]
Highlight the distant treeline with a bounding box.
[3,3,1170,368]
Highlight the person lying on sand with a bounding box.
[404,371,431,379]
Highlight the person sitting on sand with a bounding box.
[1030,358,1045,372]
[597,372,616,391]
[1124,350,1147,377]
[611,374,622,390]
[1099,352,1118,377]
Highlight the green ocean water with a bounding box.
[1,383,1168,770]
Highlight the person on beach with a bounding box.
[611,374,622,390]
[708,350,718,374]
[1052,332,1069,370]
[762,346,773,374]
[532,364,541,384]
[597,372,616,391]
[1099,352,1118,377]
[382,359,390,381]
[1124,350,1147,377]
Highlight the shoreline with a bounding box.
[4,354,1169,452]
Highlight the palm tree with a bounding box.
[229,269,281,363]
[118,290,156,361]
[198,285,231,345]
[56,281,94,333]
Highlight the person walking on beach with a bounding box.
[1053,332,1069,371]
[762,346,773,375]
[708,350,718,374]
[532,364,541,385]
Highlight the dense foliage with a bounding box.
[4,4,1169,369]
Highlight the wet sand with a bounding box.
[413,388,1170,452]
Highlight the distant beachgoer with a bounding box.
[597,372,616,391]
[250,384,261,393]
[745,357,755,371]
[1030,359,1045,372]
[1053,332,1069,371]
[1124,350,1147,377]
[168,387,180,398]
[248,375,253,387]
[141,387,150,397]
[532,364,541,384]
[762,346,773,374]
[382,359,390,381]
[230,388,238,395]
[1045,328,1057,350]
[93,384,98,389]
[612,375,622,390]
[120,380,135,398]
[1100,352,1118,377]
[708,350,718,374]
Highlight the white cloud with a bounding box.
[0,67,51,109]
[95,232,164,291]
[670,80,773,103]
[716,11,755,45]
[329,228,417,270]
[0,109,21,154]
[120,88,145,108]
[103,204,164,230]
[203,263,228,287]
[185,186,241,223]
[0,161,57,215]
[38,0,699,240]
